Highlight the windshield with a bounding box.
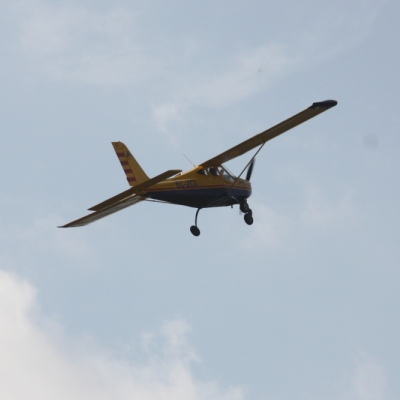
[220,165,236,181]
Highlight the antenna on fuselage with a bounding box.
[183,154,196,167]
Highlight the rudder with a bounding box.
[112,142,149,186]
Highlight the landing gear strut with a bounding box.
[190,208,201,236]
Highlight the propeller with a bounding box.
[245,159,255,181]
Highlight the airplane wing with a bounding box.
[59,195,145,228]
[59,169,181,228]
[200,100,337,168]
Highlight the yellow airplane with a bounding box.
[59,100,337,236]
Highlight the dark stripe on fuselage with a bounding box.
[146,186,251,208]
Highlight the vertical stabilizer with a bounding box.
[112,142,149,186]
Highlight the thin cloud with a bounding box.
[242,187,355,251]
[343,354,387,400]
[7,0,384,145]
[0,214,96,271]
[300,188,354,230]
[242,202,289,251]
[151,102,185,145]
[9,0,384,101]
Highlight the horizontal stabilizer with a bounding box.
[88,169,181,212]
[59,169,181,228]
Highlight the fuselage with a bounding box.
[143,165,252,209]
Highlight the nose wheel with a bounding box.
[240,202,250,213]
[190,208,201,236]
[244,210,253,225]
[241,202,253,225]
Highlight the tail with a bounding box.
[112,142,149,186]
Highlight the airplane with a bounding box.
[59,100,337,236]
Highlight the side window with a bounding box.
[209,167,219,176]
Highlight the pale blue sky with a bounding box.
[0,1,399,399]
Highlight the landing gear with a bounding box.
[244,211,253,225]
[241,202,253,225]
[240,202,250,213]
[190,208,201,236]
[190,225,200,236]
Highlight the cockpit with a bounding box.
[196,165,236,182]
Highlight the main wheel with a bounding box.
[240,202,250,213]
[244,213,253,225]
[190,225,201,236]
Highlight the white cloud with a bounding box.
[343,355,387,400]
[0,269,244,400]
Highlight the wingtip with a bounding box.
[309,100,338,109]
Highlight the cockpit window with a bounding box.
[209,167,219,176]
[220,165,236,181]
[196,169,207,175]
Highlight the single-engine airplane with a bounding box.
[59,100,337,236]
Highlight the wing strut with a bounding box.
[227,142,266,195]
